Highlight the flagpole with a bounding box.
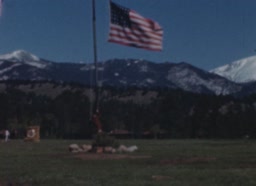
[91,0,103,133]
[92,0,99,115]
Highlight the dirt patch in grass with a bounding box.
[160,157,217,165]
[73,153,151,160]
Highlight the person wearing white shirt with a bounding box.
[5,130,10,142]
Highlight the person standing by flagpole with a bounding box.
[4,129,10,142]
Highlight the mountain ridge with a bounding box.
[0,50,249,96]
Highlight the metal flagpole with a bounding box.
[92,0,99,115]
[91,0,103,133]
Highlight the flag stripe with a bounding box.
[109,24,163,41]
[109,33,162,48]
[108,38,162,51]
[108,2,163,51]
[109,31,162,46]
[109,25,163,50]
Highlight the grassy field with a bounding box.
[0,139,256,186]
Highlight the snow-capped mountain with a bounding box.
[210,55,256,83]
[0,50,244,95]
[0,50,48,69]
[0,50,40,62]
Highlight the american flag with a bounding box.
[108,1,163,51]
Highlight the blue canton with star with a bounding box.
[111,2,132,28]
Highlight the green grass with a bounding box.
[0,139,256,185]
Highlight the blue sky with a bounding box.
[0,0,256,70]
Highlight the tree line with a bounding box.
[1,84,256,139]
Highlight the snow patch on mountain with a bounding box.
[25,61,48,69]
[80,64,93,71]
[146,78,155,84]
[210,55,256,83]
[140,65,148,72]
[0,63,21,75]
